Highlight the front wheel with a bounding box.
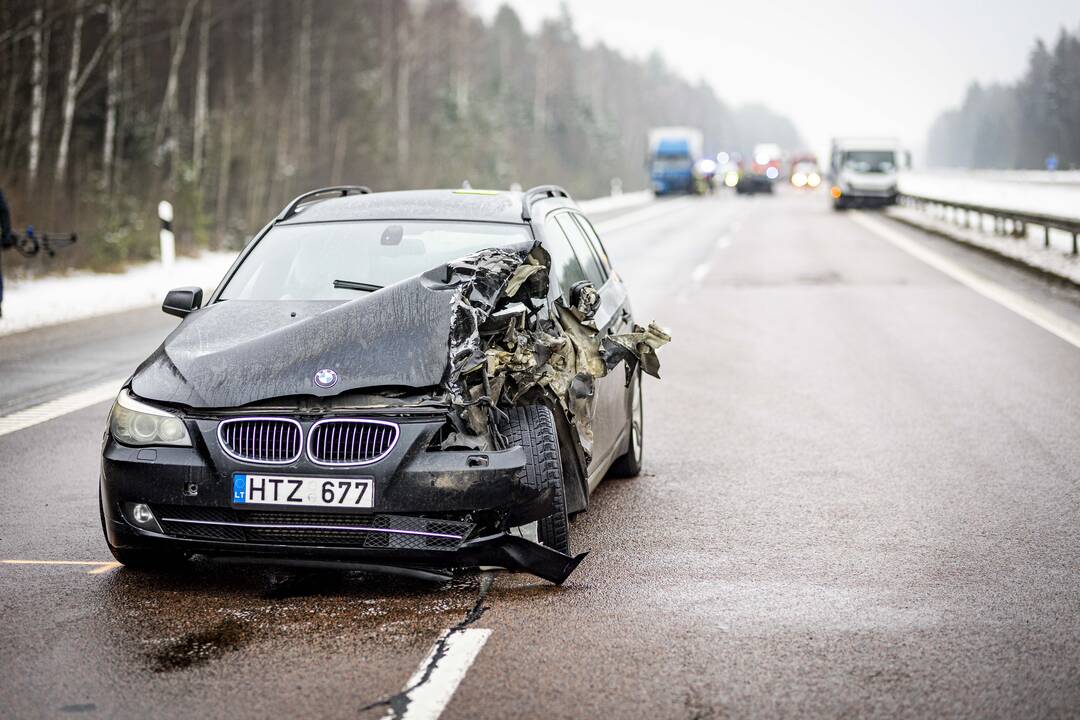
[500,405,571,554]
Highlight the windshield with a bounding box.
[219,221,531,301]
[842,150,896,173]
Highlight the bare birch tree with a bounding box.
[154,0,198,165]
[395,5,412,170]
[54,1,86,186]
[297,1,313,156]
[55,0,124,186]
[27,6,46,187]
[251,1,264,94]
[192,0,210,178]
[101,0,123,190]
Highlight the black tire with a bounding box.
[99,491,189,571]
[608,370,644,479]
[501,405,570,554]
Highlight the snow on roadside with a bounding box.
[577,190,652,214]
[899,172,1080,220]
[886,204,1080,286]
[906,169,1080,186]
[0,251,237,337]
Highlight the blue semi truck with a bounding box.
[647,127,704,195]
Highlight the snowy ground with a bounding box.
[892,171,1080,285]
[0,191,653,337]
[905,169,1080,186]
[899,171,1080,220]
[576,189,652,214]
[0,252,237,337]
[887,204,1080,286]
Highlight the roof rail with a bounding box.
[276,186,372,222]
[521,185,572,221]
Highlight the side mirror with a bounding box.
[569,280,600,321]
[162,286,203,318]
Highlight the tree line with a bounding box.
[0,0,800,273]
[926,25,1080,169]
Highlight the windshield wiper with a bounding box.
[333,279,383,292]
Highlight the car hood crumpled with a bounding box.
[130,273,459,408]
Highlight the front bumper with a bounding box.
[835,188,897,207]
[100,412,584,583]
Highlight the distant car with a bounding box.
[100,186,666,584]
[735,172,774,195]
[751,143,784,182]
[789,160,821,189]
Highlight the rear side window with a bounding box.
[571,214,613,276]
[542,216,588,300]
[554,213,606,287]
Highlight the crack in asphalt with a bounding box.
[359,573,494,718]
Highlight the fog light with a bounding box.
[132,503,154,525]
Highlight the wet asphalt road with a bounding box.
[2,190,1080,719]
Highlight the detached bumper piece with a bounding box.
[458,533,589,585]
[147,505,587,584]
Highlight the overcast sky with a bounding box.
[470,0,1079,163]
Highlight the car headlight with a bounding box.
[109,389,192,447]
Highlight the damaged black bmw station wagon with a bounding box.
[100,186,669,583]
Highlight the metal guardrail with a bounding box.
[899,192,1080,255]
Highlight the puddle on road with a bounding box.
[149,618,248,672]
[95,558,491,673]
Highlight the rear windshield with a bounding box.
[219,221,531,301]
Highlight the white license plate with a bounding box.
[232,473,374,508]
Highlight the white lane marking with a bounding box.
[0,377,124,438]
[384,628,492,720]
[2,559,121,575]
[594,198,693,235]
[677,232,733,303]
[88,562,122,574]
[851,211,1080,350]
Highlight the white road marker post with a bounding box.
[158,200,175,269]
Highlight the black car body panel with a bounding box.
[132,274,453,408]
[102,188,669,583]
[102,419,550,517]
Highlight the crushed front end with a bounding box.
[107,237,667,584]
[100,395,585,584]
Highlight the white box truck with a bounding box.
[828,138,909,209]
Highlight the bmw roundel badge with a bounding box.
[314,368,338,389]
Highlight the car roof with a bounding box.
[278,188,578,226]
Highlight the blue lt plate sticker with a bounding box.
[233,474,247,503]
